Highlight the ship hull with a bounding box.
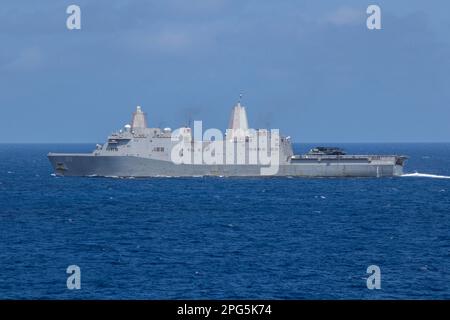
[48,154,404,177]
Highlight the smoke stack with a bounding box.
[131,106,147,129]
[228,102,249,131]
[228,98,250,141]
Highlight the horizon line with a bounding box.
[1,141,450,144]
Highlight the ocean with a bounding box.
[0,143,449,299]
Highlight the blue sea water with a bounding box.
[0,143,449,299]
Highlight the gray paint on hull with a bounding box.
[48,154,403,177]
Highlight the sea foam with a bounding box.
[401,172,450,179]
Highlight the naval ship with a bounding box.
[48,101,407,177]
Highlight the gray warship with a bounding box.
[48,101,407,177]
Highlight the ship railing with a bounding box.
[291,155,403,160]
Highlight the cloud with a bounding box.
[164,0,227,14]
[154,30,193,50]
[3,47,43,71]
[120,21,223,54]
[121,28,195,54]
[322,7,364,26]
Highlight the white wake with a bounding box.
[401,172,450,179]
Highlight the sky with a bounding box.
[1,0,450,143]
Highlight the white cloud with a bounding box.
[155,30,192,50]
[3,47,43,71]
[121,22,223,54]
[323,7,364,26]
[122,28,194,54]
